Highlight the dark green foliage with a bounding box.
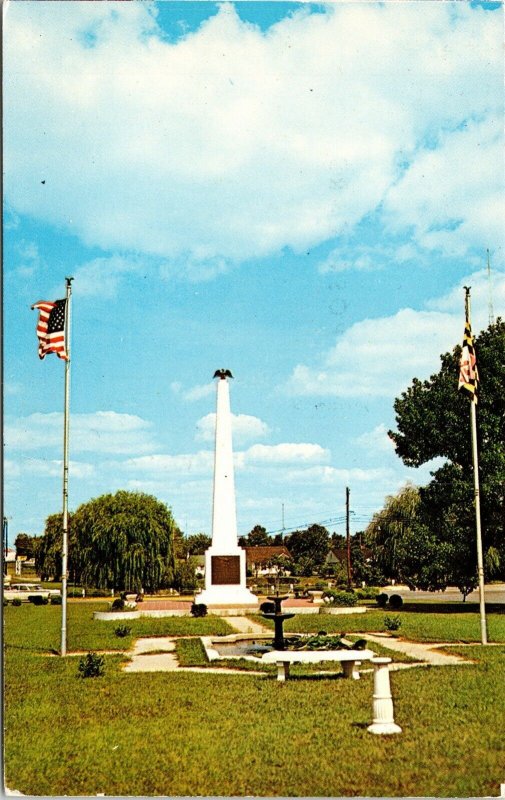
[355,586,380,600]
[77,652,105,679]
[323,590,357,607]
[173,559,199,592]
[289,633,367,651]
[190,603,207,618]
[384,614,402,631]
[11,598,21,607]
[3,599,9,607]
[29,595,48,606]
[388,320,505,590]
[114,625,131,638]
[14,533,39,560]
[50,595,62,605]
[182,532,212,556]
[285,524,330,573]
[111,598,126,611]
[376,593,388,607]
[37,491,177,593]
[389,594,404,609]
[238,525,272,547]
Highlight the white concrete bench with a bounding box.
[261,648,375,681]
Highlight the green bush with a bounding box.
[12,598,22,607]
[114,624,132,638]
[389,594,404,609]
[355,587,380,600]
[190,603,207,618]
[376,592,389,608]
[111,598,125,611]
[384,614,402,631]
[29,595,49,606]
[50,595,62,605]
[323,590,357,607]
[77,652,105,679]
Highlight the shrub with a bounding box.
[259,601,275,614]
[190,603,207,618]
[114,624,132,638]
[85,588,112,598]
[77,653,105,679]
[50,595,62,605]
[12,598,22,607]
[355,587,380,600]
[323,590,357,607]
[111,598,125,611]
[376,592,389,608]
[29,595,49,605]
[384,614,402,631]
[3,599,9,607]
[389,594,404,609]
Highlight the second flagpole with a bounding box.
[465,288,487,645]
[61,276,73,657]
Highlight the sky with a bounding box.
[3,0,504,546]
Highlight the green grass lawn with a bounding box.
[254,603,505,643]
[4,603,505,796]
[3,602,233,654]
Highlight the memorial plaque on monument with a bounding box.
[211,555,240,585]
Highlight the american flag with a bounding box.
[31,299,68,360]
[458,318,478,404]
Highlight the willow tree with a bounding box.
[72,490,177,593]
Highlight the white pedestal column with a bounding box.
[198,371,258,608]
[367,657,402,735]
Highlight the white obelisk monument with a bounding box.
[198,369,258,607]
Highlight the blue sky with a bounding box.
[3,1,504,544]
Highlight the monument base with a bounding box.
[197,585,259,607]
[197,547,258,608]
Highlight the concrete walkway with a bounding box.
[122,635,264,675]
[362,633,472,666]
[226,616,271,635]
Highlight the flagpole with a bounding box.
[61,276,73,656]
[465,287,487,645]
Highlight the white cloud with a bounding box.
[19,458,95,479]
[120,451,214,475]
[61,255,144,299]
[5,411,157,454]
[427,268,505,332]
[171,381,215,402]
[287,309,459,398]
[384,117,505,257]
[242,442,330,465]
[4,2,502,270]
[355,424,395,454]
[195,412,270,444]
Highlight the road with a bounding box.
[382,583,505,604]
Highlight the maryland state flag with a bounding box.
[458,318,478,403]
[31,299,68,360]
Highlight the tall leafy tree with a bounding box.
[37,491,178,592]
[389,319,505,589]
[73,491,177,592]
[238,525,272,547]
[285,524,330,573]
[183,533,212,556]
[14,532,40,560]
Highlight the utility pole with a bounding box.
[346,487,352,589]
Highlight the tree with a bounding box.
[14,533,40,560]
[37,491,178,592]
[183,533,211,556]
[36,514,76,581]
[365,485,455,592]
[285,524,330,573]
[389,320,505,591]
[239,525,272,547]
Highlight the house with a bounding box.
[324,547,373,566]
[244,545,292,577]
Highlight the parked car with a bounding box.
[3,584,61,602]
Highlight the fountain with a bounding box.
[261,592,295,650]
